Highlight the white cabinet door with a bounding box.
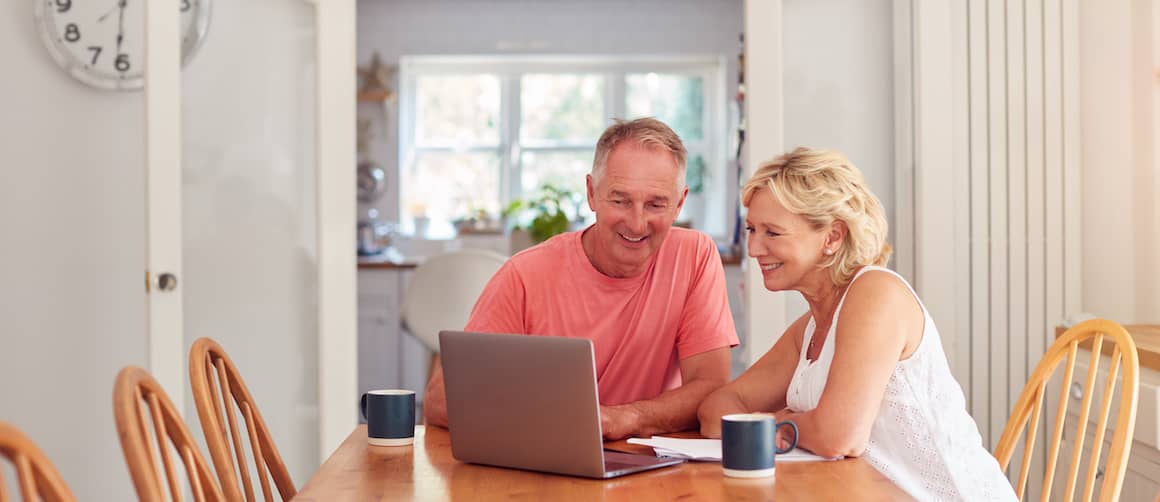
[357,269,432,412]
[358,269,403,396]
[144,0,356,481]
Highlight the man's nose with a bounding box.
[626,205,647,234]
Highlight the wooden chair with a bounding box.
[995,319,1140,502]
[113,366,225,502]
[0,422,75,502]
[189,337,295,502]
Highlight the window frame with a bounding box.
[399,55,729,238]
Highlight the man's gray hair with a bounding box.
[590,117,687,188]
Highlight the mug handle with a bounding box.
[360,393,368,421]
[774,420,799,454]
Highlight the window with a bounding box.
[399,56,726,238]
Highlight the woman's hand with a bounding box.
[769,410,797,451]
[776,422,797,451]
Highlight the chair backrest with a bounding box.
[0,422,75,502]
[995,319,1139,502]
[188,337,295,502]
[113,366,225,502]
[401,249,507,352]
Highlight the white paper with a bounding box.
[626,436,839,463]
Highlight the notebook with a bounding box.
[626,436,841,462]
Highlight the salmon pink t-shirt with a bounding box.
[463,227,739,405]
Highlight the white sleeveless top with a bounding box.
[785,266,1016,501]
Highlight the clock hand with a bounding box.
[115,0,126,54]
[97,2,119,22]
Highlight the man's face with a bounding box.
[584,142,687,278]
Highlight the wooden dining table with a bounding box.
[293,425,914,501]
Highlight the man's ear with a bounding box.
[673,186,689,222]
[586,174,597,211]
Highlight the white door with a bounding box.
[144,0,356,485]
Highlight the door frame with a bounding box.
[144,0,357,459]
[741,0,791,364]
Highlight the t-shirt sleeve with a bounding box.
[675,235,740,360]
[462,260,527,335]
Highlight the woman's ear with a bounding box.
[826,220,848,251]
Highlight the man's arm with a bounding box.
[424,261,526,429]
[423,356,449,427]
[599,346,731,440]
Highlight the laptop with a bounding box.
[439,330,685,479]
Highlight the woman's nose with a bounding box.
[747,236,764,257]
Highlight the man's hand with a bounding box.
[599,404,642,440]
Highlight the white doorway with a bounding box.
[144,0,356,485]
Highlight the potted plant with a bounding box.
[503,184,583,252]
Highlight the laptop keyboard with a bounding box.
[604,461,640,472]
[604,450,667,472]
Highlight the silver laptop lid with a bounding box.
[439,330,606,478]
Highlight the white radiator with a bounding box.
[895,0,1082,497]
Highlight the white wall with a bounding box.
[1080,0,1160,324]
[356,0,744,238]
[1,0,332,497]
[0,2,147,499]
[779,0,896,319]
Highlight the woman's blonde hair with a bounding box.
[741,147,892,286]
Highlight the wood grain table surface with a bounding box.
[293,425,914,501]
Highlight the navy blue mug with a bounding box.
[360,390,416,446]
[721,413,798,478]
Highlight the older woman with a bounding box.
[698,148,1015,501]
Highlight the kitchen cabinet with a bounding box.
[358,267,432,416]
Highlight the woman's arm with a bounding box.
[779,271,924,458]
[697,313,809,438]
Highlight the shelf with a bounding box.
[357,89,394,103]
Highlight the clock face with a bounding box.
[34,0,211,91]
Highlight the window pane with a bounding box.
[403,151,500,226]
[520,150,591,207]
[521,74,605,144]
[625,73,704,141]
[416,75,500,145]
[686,153,706,193]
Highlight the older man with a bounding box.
[424,117,738,440]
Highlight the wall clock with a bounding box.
[34,0,211,91]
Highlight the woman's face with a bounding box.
[745,189,833,292]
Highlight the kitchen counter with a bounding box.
[357,247,420,269]
[357,241,746,269]
[1055,324,1160,372]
